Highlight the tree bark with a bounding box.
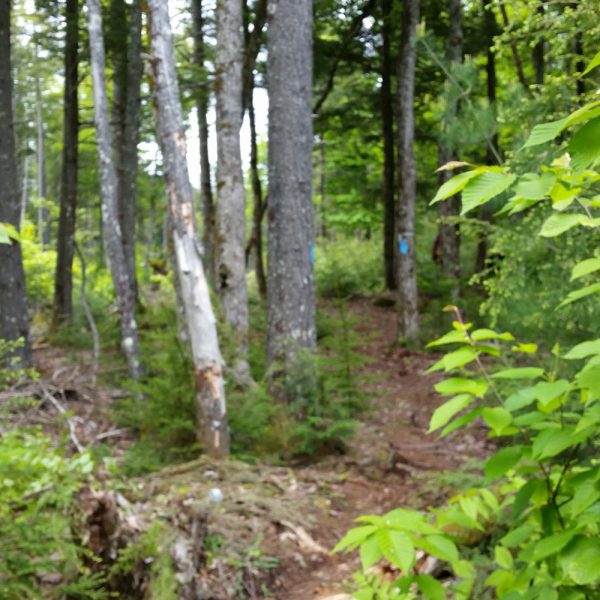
[215,0,249,355]
[117,0,142,302]
[86,0,141,379]
[0,0,32,365]
[53,0,79,326]
[266,0,317,385]
[147,0,230,456]
[243,0,267,299]
[191,0,215,281]
[395,0,419,344]
[381,0,396,291]
[436,0,462,286]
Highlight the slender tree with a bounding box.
[215,0,249,356]
[266,0,317,385]
[147,0,229,456]
[243,0,267,298]
[191,0,215,279]
[86,0,141,379]
[53,0,79,326]
[0,0,31,365]
[499,3,530,92]
[395,0,419,344]
[381,0,396,291]
[436,0,463,285]
[35,74,50,248]
[532,1,545,86]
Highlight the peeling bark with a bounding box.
[0,0,31,366]
[86,0,141,379]
[147,0,229,456]
[53,0,79,326]
[395,0,419,344]
[266,0,317,383]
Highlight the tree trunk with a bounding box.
[147,0,229,456]
[86,0,141,379]
[243,0,267,299]
[53,0,79,326]
[395,0,419,344]
[266,0,317,386]
[381,0,396,291]
[215,0,249,356]
[436,0,462,287]
[0,0,31,366]
[532,2,545,86]
[35,75,50,248]
[499,3,530,92]
[574,30,585,97]
[117,0,142,302]
[191,0,215,281]
[476,0,501,273]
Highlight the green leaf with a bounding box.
[576,365,600,399]
[571,257,600,281]
[440,408,481,437]
[500,524,535,548]
[461,172,516,214]
[582,50,600,75]
[532,427,583,460]
[0,224,10,245]
[419,535,459,562]
[431,169,482,204]
[429,394,473,432]
[512,172,556,200]
[540,213,586,237]
[558,282,600,307]
[471,329,514,342]
[523,117,567,148]
[529,530,578,561]
[359,535,383,570]
[495,545,514,570]
[484,446,524,479]
[564,339,600,360]
[491,367,544,380]
[376,528,414,573]
[568,116,600,170]
[414,574,445,600]
[560,536,600,585]
[435,378,488,398]
[532,380,571,407]
[332,525,376,553]
[482,407,513,435]
[505,387,538,411]
[426,330,469,347]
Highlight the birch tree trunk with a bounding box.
[86,0,141,379]
[215,0,249,355]
[192,0,215,280]
[381,0,396,291]
[0,0,31,366]
[266,0,317,385]
[53,0,79,325]
[147,0,229,456]
[436,0,462,286]
[395,0,419,344]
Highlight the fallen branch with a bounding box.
[39,382,84,453]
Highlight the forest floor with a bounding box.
[22,297,491,599]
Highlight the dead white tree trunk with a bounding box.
[215,0,250,366]
[147,0,230,456]
[85,0,141,379]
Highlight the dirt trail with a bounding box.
[273,298,489,599]
[21,298,490,599]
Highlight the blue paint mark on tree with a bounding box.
[398,236,409,255]
[309,242,315,265]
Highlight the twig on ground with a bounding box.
[39,382,84,453]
